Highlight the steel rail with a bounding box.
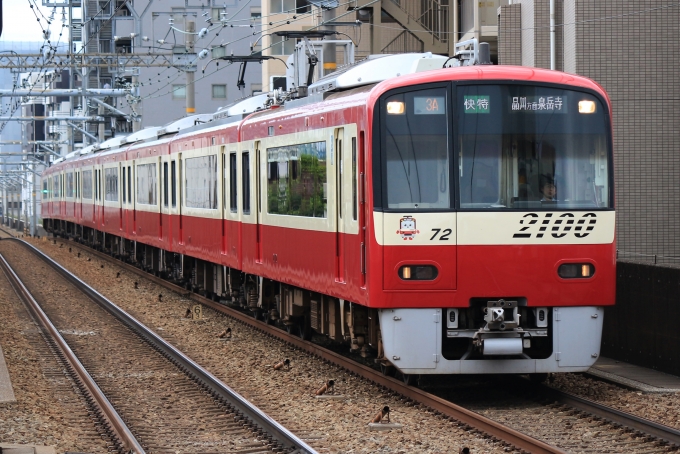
[59,240,563,453]
[10,239,318,454]
[539,385,680,447]
[0,253,146,454]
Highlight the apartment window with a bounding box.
[211,8,223,22]
[269,0,309,13]
[172,85,186,99]
[270,37,296,56]
[250,7,261,19]
[212,84,227,99]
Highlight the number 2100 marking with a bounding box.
[430,228,452,241]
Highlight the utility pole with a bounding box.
[185,21,196,116]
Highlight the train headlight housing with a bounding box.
[386,101,405,114]
[578,100,596,114]
[399,265,438,280]
[558,263,595,279]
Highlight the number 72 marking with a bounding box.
[430,228,452,241]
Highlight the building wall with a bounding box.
[498,4,522,66]
[499,0,680,267]
[82,1,262,130]
[564,0,680,266]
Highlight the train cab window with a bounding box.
[230,153,237,212]
[242,152,250,214]
[380,87,451,210]
[457,85,612,210]
[171,161,177,208]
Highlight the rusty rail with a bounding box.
[0,253,146,454]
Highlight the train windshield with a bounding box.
[379,84,612,211]
[457,84,611,210]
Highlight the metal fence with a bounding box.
[601,261,680,377]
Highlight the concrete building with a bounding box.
[78,0,262,136]
[260,0,503,90]
[498,0,680,267]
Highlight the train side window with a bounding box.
[127,166,132,205]
[122,167,126,203]
[171,161,177,208]
[163,162,169,207]
[230,153,237,212]
[352,137,357,221]
[242,152,250,214]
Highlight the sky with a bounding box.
[1,0,69,44]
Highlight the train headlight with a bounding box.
[558,263,595,279]
[578,100,596,114]
[387,101,405,114]
[399,265,438,280]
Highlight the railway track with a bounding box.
[0,237,316,454]
[13,231,680,452]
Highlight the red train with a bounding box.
[42,51,615,379]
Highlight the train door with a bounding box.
[355,133,366,287]
[118,163,123,231]
[158,156,164,241]
[255,141,263,263]
[131,162,137,233]
[159,156,172,245]
[220,145,227,255]
[335,128,345,282]
[177,152,183,244]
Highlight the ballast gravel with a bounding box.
[19,236,512,454]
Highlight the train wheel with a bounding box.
[298,316,312,341]
[380,363,394,376]
[402,373,418,386]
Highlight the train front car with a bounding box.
[370,67,614,376]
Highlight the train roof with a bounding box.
[44,50,610,174]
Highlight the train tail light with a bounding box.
[399,265,438,280]
[558,263,595,279]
